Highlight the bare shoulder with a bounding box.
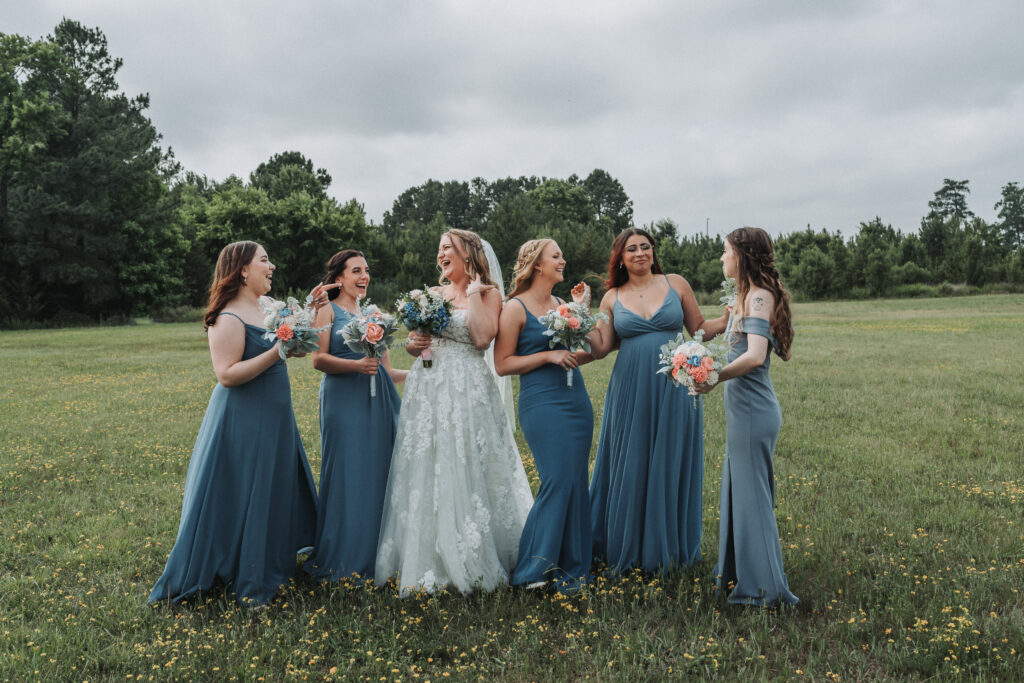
[747,288,774,319]
[665,273,692,295]
[500,297,526,323]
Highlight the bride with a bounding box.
[375,229,534,595]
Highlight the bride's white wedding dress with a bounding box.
[375,308,534,595]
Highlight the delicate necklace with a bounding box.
[628,277,655,298]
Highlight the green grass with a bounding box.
[1,295,1023,680]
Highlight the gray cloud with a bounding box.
[7,0,1024,236]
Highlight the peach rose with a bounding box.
[701,356,715,370]
[363,322,384,344]
[557,303,571,317]
[673,352,687,369]
[690,366,709,384]
[567,316,581,329]
[275,323,294,341]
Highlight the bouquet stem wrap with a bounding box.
[395,287,452,371]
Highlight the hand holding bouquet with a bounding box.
[656,330,730,407]
[259,295,329,360]
[537,287,609,387]
[339,300,400,397]
[394,287,453,368]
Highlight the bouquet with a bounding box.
[656,330,730,407]
[338,300,400,397]
[259,295,328,360]
[394,287,453,368]
[536,287,608,387]
[719,277,738,308]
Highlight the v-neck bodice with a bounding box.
[612,283,684,339]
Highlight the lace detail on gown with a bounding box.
[376,310,534,595]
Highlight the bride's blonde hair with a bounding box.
[506,238,555,300]
[439,229,497,288]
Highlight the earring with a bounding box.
[242,275,248,285]
[619,263,624,270]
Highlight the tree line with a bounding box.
[3,20,1022,326]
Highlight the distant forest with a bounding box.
[3,20,1023,325]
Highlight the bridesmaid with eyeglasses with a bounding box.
[584,228,728,574]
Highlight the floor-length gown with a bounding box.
[304,303,400,582]
[150,312,318,606]
[508,298,593,590]
[375,309,534,595]
[714,315,798,606]
[589,279,704,573]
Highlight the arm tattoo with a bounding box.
[752,296,765,312]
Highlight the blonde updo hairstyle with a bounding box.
[506,238,555,300]
[439,229,498,288]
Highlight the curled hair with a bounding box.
[440,229,497,288]
[507,238,555,300]
[726,227,794,360]
[321,249,364,300]
[605,227,664,290]
[204,240,260,330]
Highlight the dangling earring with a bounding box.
[618,263,624,270]
[242,275,248,285]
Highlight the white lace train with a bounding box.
[375,310,534,595]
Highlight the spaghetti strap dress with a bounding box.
[150,311,319,606]
[509,298,593,590]
[304,303,400,582]
[589,277,704,573]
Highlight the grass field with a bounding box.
[1,295,1023,681]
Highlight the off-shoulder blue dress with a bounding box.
[714,315,798,606]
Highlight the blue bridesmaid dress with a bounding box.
[150,312,319,606]
[509,298,594,590]
[304,303,400,582]
[589,277,704,573]
[714,315,798,606]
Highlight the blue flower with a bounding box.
[688,355,703,367]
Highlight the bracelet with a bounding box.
[468,289,482,297]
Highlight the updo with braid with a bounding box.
[507,238,555,300]
[726,227,793,360]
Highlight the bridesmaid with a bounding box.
[150,241,335,606]
[303,250,406,583]
[695,227,798,606]
[494,239,593,591]
[585,227,728,573]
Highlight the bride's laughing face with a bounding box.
[437,234,467,282]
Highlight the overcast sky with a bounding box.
[7,1,1024,236]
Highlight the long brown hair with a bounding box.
[321,249,364,300]
[604,227,664,290]
[203,241,260,330]
[507,238,555,300]
[727,227,793,360]
[440,229,497,288]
